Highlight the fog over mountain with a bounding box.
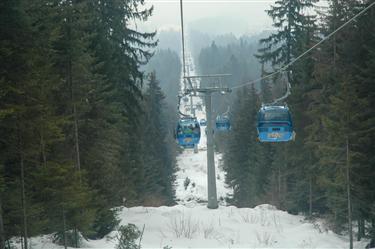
[141,0,275,35]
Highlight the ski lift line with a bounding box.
[184,74,232,79]
[231,1,375,91]
[180,0,187,80]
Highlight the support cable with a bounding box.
[178,0,192,117]
[180,0,187,83]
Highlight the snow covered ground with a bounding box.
[12,51,370,249]
[95,204,367,249]
[20,204,369,249]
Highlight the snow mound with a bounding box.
[11,204,370,249]
[254,204,278,211]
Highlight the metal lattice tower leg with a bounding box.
[205,93,218,209]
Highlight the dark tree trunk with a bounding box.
[74,227,79,248]
[357,218,365,241]
[332,0,338,68]
[66,3,82,180]
[40,132,47,168]
[20,153,28,249]
[371,219,375,246]
[73,103,82,181]
[309,177,313,217]
[0,197,5,249]
[278,163,281,209]
[346,137,353,249]
[362,218,366,238]
[357,219,361,241]
[63,208,67,249]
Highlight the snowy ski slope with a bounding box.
[174,98,232,206]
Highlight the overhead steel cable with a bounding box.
[180,0,187,80]
[231,1,375,91]
[177,0,192,117]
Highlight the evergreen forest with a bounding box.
[0,0,178,248]
[195,0,375,246]
[1,0,375,248]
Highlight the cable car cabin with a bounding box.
[216,115,231,131]
[257,106,294,142]
[199,119,207,126]
[176,118,201,148]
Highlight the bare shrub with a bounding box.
[272,213,283,233]
[239,211,258,224]
[259,210,271,227]
[239,211,250,223]
[255,231,274,246]
[311,219,329,234]
[227,207,235,218]
[202,222,215,239]
[297,237,315,249]
[158,228,167,239]
[168,213,199,239]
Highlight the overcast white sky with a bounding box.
[141,0,277,34]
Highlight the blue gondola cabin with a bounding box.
[216,115,231,131]
[257,106,295,142]
[176,118,201,148]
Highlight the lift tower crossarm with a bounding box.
[185,87,232,95]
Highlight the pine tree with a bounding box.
[0,165,4,249]
[86,0,157,206]
[318,76,368,248]
[349,1,375,242]
[141,72,176,205]
[255,0,320,213]
[223,86,268,207]
[256,0,317,71]
[306,1,375,238]
[35,163,95,248]
[1,0,158,243]
[0,0,52,246]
